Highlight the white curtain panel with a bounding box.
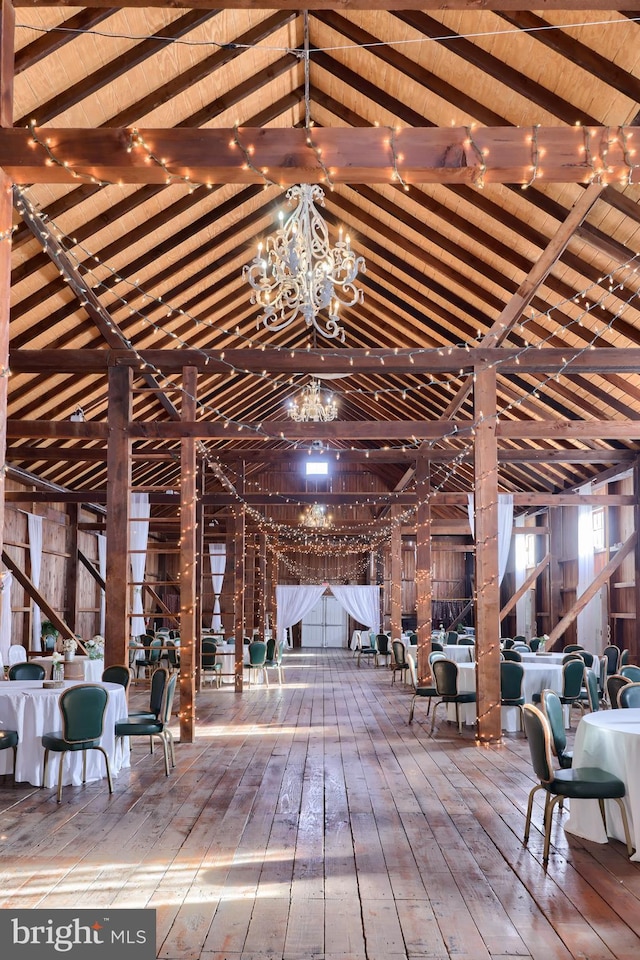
[330,585,381,634]
[27,513,43,651]
[129,492,150,638]
[467,493,514,585]
[209,543,226,632]
[97,533,107,636]
[514,516,535,638]
[276,584,326,645]
[0,570,13,669]
[577,482,598,652]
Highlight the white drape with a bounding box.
[129,492,150,638]
[0,570,13,669]
[276,584,326,645]
[276,583,381,645]
[28,513,43,651]
[97,533,107,636]
[514,516,534,637]
[329,585,380,634]
[467,493,514,585]
[209,543,226,632]
[577,482,598,652]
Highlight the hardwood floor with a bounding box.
[0,648,639,960]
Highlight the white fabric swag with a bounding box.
[514,515,534,638]
[0,570,13,669]
[276,584,381,645]
[97,533,107,636]
[129,492,150,638]
[467,493,514,586]
[27,513,43,652]
[577,482,598,652]
[209,543,226,632]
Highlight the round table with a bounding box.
[30,655,104,682]
[565,708,640,860]
[0,679,130,786]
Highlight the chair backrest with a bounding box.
[265,637,276,661]
[620,648,630,667]
[579,650,595,668]
[392,639,406,665]
[408,632,418,645]
[406,653,417,689]
[276,639,286,664]
[620,664,640,683]
[431,641,443,652]
[248,640,267,666]
[603,644,620,675]
[512,643,531,653]
[7,645,27,665]
[563,644,584,653]
[522,704,554,784]
[446,631,459,645]
[607,673,631,709]
[502,638,514,649]
[60,684,109,743]
[562,658,585,698]
[619,682,640,709]
[513,635,527,645]
[562,653,584,665]
[201,640,218,669]
[376,634,389,655]
[148,666,168,717]
[101,664,132,695]
[500,661,524,700]
[432,658,458,696]
[8,662,45,681]
[540,689,567,757]
[502,649,522,662]
[584,667,600,712]
[428,651,446,666]
[529,637,541,652]
[148,637,162,663]
[459,637,475,646]
[159,671,178,725]
[165,639,179,667]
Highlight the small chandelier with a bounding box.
[302,504,332,529]
[243,183,365,342]
[288,379,338,422]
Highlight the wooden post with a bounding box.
[245,533,256,636]
[473,366,502,743]
[415,458,432,682]
[179,366,197,743]
[257,533,267,636]
[0,0,14,129]
[0,1,13,563]
[233,506,245,691]
[105,365,131,666]
[390,507,402,641]
[195,457,204,691]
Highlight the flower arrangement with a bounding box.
[51,651,64,664]
[61,637,78,655]
[86,635,105,660]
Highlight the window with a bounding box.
[524,533,536,568]
[592,507,605,551]
[305,460,329,477]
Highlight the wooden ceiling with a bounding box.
[4,3,640,533]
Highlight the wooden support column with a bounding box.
[548,507,563,640]
[390,507,402,641]
[233,506,245,691]
[415,458,432,683]
[473,366,502,743]
[179,366,197,743]
[0,1,13,563]
[245,533,256,637]
[105,365,131,666]
[195,458,204,691]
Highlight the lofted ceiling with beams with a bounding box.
[4,4,640,539]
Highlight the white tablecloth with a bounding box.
[439,645,475,663]
[565,708,640,860]
[213,642,249,684]
[0,679,130,787]
[31,656,104,682]
[455,661,565,732]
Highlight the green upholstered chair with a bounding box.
[128,665,168,724]
[246,640,269,686]
[115,670,177,776]
[620,649,630,668]
[165,639,180,673]
[502,638,514,649]
[620,664,640,683]
[602,645,621,676]
[563,644,584,653]
[376,634,391,667]
[42,684,113,803]
[513,635,527,645]
[607,674,632,709]
[502,649,522,663]
[500,661,525,730]
[430,659,476,735]
[8,662,45,681]
[0,729,19,776]
[202,639,222,687]
[446,631,459,646]
[540,689,572,769]
[529,638,542,652]
[431,641,444,652]
[578,666,601,714]
[619,682,640,709]
[357,633,378,667]
[101,664,132,703]
[265,639,285,685]
[522,704,633,865]
[407,653,438,723]
[390,640,409,685]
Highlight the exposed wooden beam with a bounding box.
[500,554,550,621]
[1,549,81,646]
[78,549,106,591]
[0,127,637,184]
[8,0,640,7]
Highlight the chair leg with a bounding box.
[430,699,443,734]
[11,745,17,776]
[57,754,65,803]
[42,748,50,788]
[82,750,87,784]
[543,794,562,864]
[612,797,634,857]
[524,784,544,844]
[409,694,417,723]
[96,747,113,794]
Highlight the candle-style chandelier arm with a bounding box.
[243,184,365,342]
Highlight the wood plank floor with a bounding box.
[1,648,639,960]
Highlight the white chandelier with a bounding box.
[288,379,338,422]
[243,184,365,342]
[302,504,332,529]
